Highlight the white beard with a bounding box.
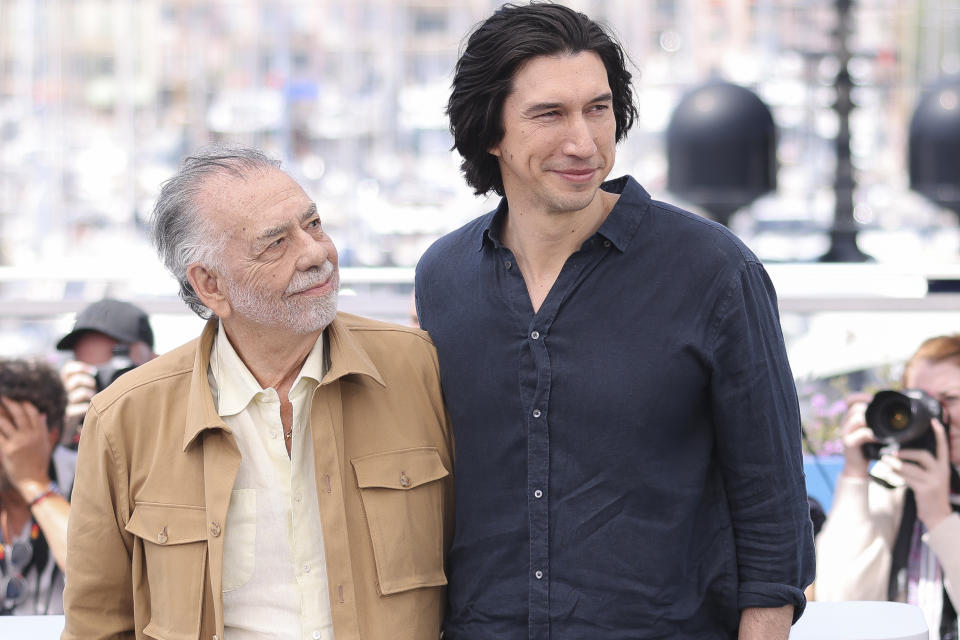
[226,261,339,335]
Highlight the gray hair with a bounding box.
[150,146,282,318]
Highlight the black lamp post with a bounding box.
[819,0,871,262]
[666,80,777,227]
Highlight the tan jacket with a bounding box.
[816,463,960,608]
[63,313,454,640]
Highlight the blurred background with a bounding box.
[2,0,960,504]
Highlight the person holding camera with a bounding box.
[0,358,74,615]
[816,334,960,640]
[55,299,156,448]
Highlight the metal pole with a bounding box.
[820,0,871,262]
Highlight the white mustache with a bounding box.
[285,260,336,295]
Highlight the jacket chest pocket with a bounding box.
[126,502,208,640]
[351,447,449,595]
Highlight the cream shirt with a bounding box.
[208,323,334,640]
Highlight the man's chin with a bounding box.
[289,292,339,334]
[546,193,603,216]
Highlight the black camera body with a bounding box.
[862,389,946,460]
[94,345,135,392]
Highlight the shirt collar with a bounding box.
[209,321,326,417]
[182,314,383,450]
[594,175,649,252]
[479,199,509,251]
[478,174,651,253]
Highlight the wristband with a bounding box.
[28,482,61,508]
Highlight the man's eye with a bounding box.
[269,238,284,248]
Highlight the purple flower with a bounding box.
[810,393,828,412]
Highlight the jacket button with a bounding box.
[209,521,221,537]
[399,471,410,487]
[157,527,168,544]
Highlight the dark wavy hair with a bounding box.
[0,358,67,435]
[447,2,638,197]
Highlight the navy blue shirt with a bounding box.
[415,176,815,640]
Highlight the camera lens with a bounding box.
[881,401,912,431]
[863,389,943,460]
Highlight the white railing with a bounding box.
[0,263,959,315]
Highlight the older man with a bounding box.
[63,148,453,640]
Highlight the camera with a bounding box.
[94,344,135,392]
[862,389,947,460]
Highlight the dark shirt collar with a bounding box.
[478,175,650,253]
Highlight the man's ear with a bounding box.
[186,263,232,319]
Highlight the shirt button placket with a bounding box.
[526,320,550,634]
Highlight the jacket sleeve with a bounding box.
[422,332,455,574]
[926,512,960,609]
[815,474,902,602]
[62,404,136,639]
[708,261,815,619]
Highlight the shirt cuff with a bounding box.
[739,581,808,623]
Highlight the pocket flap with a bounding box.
[125,502,208,545]
[352,447,448,490]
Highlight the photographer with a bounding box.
[55,299,156,448]
[0,358,73,615]
[816,334,960,640]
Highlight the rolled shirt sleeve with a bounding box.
[709,260,816,618]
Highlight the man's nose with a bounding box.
[295,230,331,271]
[562,114,598,157]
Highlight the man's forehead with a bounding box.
[513,51,607,79]
[198,166,308,224]
[199,165,284,203]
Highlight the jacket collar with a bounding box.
[181,314,384,450]
[183,318,231,451]
[322,314,385,388]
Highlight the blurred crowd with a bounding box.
[0,298,155,615]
